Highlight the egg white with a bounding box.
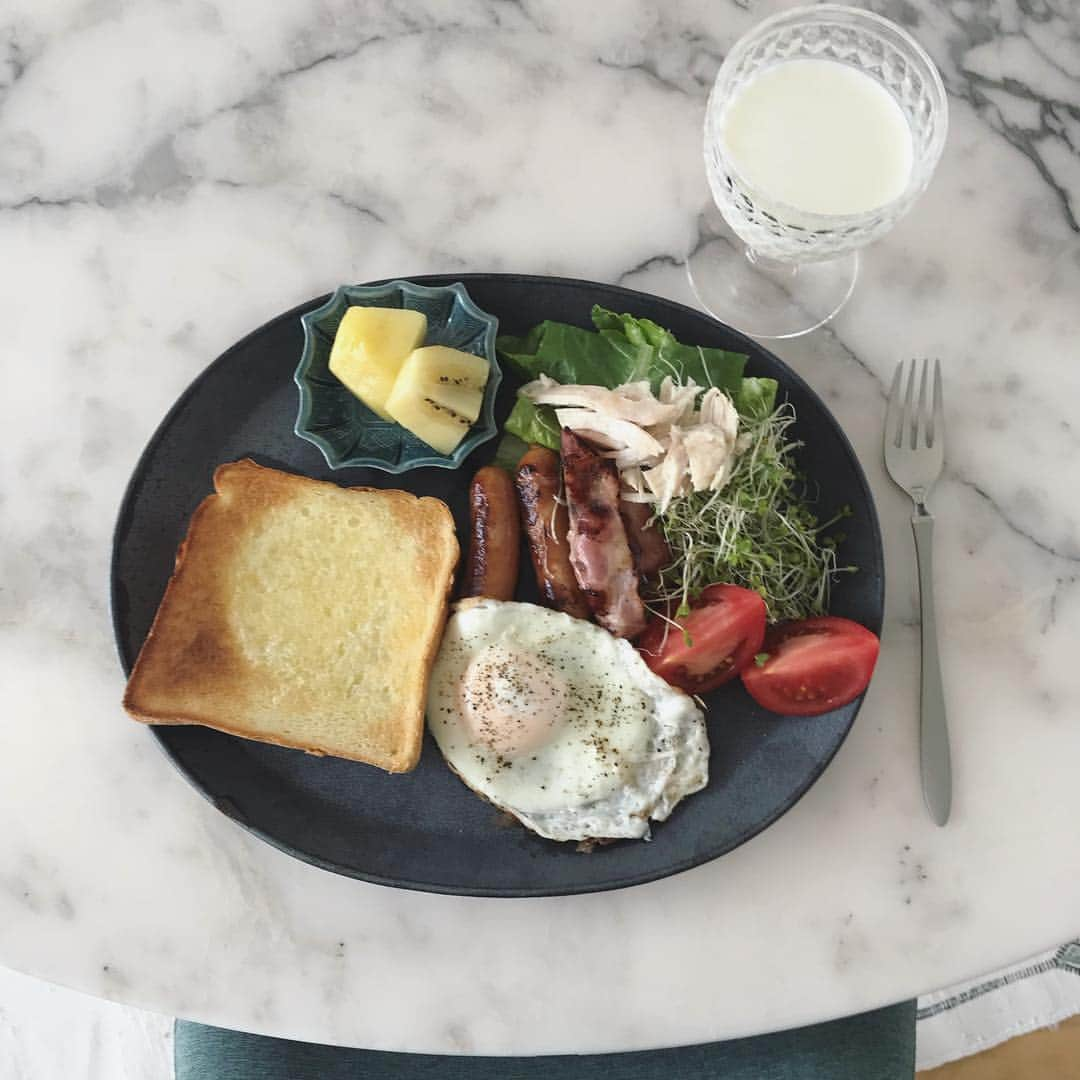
[427,599,709,842]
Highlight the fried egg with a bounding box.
[427,599,709,842]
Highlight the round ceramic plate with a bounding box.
[111,274,884,898]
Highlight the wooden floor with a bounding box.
[919,1013,1080,1079]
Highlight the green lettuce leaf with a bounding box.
[591,307,749,393]
[498,306,750,394]
[497,321,628,387]
[504,395,561,450]
[590,307,671,349]
[735,376,778,419]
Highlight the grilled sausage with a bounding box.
[514,446,590,619]
[560,429,648,639]
[462,466,520,601]
[618,499,671,579]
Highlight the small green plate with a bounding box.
[294,280,501,471]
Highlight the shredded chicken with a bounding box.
[522,376,684,427]
[529,375,747,512]
[652,377,700,436]
[554,409,665,468]
[681,387,742,494]
[697,386,740,438]
[618,465,653,502]
[683,427,735,492]
[644,427,692,512]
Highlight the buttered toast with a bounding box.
[122,459,459,772]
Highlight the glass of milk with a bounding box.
[687,5,948,338]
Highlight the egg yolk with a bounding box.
[460,644,568,758]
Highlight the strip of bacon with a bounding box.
[560,429,648,639]
[618,498,671,579]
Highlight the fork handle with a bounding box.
[911,508,952,825]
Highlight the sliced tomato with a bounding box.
[637,584,767,694]
[741,616,880,717]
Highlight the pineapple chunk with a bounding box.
[328,306,427,420]
[386,345,491,455]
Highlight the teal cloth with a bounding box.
[174,1000,915,1079]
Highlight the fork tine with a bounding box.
[930,358,944,449]
[886,360,905,448]
[916,358,930,447]
[904,358,918,449]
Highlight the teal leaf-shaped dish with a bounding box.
[295,280,501,471]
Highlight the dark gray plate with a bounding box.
[111,274,883,897]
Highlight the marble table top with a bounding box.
[2,0,1079,1056]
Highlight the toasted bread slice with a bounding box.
[123,459,458,772]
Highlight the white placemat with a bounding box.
[916,939,1080,1070]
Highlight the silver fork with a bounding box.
[884,358,951,826]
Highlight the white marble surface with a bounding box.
[2,0,1080,1057]
[0,968,172,1080]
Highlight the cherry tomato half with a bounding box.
[637,584,767,694]
[740,616,880,717]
